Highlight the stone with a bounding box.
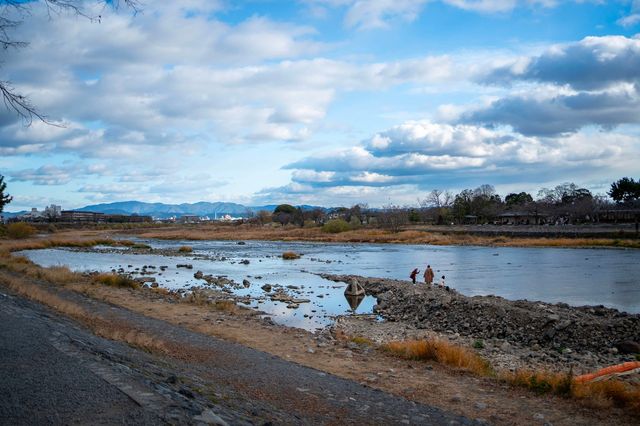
[242,279,251,287]
[261,284,272,292]
[193,409,229,426]
[615,340,640,354]
[474,402,487,410]
[533,413,545,421]
[450,394,463,402]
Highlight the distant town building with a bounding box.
[179,215,201,224]
[44,204,62,218]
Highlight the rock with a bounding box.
[150,282,159,288]
[261,284,272,292]
[237,241,246,245]
[239,259,250,265]
[193,409,229,426]
[615,340,640,354]
[242,279,251,287]
[533,413,545,421]
[176,264,193,269]
[194,271,204,279]
[450,394,463,403]
[474,402,487,410]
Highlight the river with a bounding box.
[18,239,640,330]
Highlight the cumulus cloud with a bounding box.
[461,35,640,135]
[479,35,640,90]
[461,84,640,135]
[274,121,634,203]
[9,163,114,186]
[0,2,455,156]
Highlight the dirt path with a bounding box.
[0,278,477,425]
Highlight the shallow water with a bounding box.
[19,239,640,330]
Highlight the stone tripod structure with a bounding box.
[344,278,366,296]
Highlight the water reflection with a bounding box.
[345,293,365,312]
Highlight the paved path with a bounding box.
[0,285,478,425]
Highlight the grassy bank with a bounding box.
[134,224,640,249]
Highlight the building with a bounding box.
[61,211,105,223]
[179,215,201,224]
[496,211,547,225]
[44,204,62,218]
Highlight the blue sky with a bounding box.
[1,0,640,210]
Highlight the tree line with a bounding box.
[248,178,640,230]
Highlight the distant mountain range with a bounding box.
[3,201,330,219]
[0,201,321,219]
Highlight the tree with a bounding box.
[0,174,12,212]
[505,192,533,207]
[0,0,140,124]
[609,177,640,204]
[378,204,407,233]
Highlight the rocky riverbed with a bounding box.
[322,274,640,375]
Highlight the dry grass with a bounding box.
[180,290,238,311]
[382,338,640,416]
[503,369,640,414]
[382,339,493,376]
[350,336,374,346]
[0,272,88,319]
[92,273,140,289]
[135,223,640,249]
[502,369,573,396]
[282,251,301,260]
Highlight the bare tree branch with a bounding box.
[0,0,141,126]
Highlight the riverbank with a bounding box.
[322,274,640,374]
[132,223,640,249]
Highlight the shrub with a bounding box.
[178,245,193,253]
[322,219,351,234]
[282,251,301,260]
[7,222,37,239]
[473,339,485,349]
[92,273,140,289]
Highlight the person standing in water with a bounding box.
[423,265,434,285]
[410,268,419,284]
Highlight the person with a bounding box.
[439,275,446,286]
[423,265,434,285]
[409,268,419,284]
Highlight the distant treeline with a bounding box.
[248,178,640,228]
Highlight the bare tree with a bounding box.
[378,204,407,233]
[0,0,140,125]
[420,189,453,209]
[418,189,453,224]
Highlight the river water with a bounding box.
[18,239,640,330]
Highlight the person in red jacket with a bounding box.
[409,268,419,284]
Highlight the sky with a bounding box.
[1,0,640,210]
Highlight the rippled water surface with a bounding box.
[19,239,640,329]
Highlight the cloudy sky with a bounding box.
[2,0,640,210]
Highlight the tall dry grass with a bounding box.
[382,339,493,376]
[503,369,640,414]
[92,273,140,289]
[136,224,640,249]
